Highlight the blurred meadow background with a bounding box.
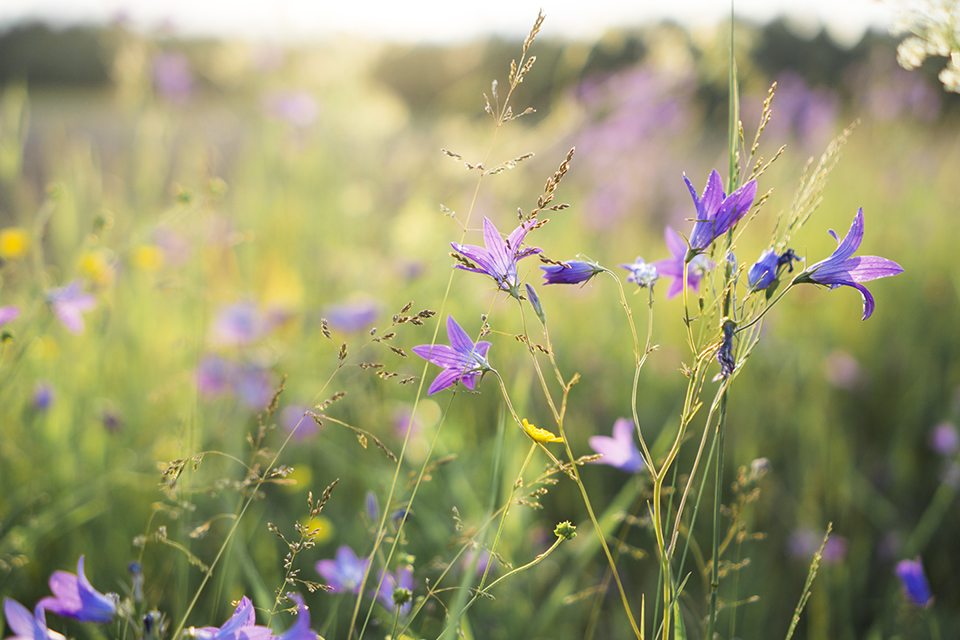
[0,4,959,640]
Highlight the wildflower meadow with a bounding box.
[1,4,959,640]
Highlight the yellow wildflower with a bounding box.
[521,418,564,443]
[130,245,164,271]
[0,228,30,259]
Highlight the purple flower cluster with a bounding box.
[196,355,275,409]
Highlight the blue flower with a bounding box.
[451,217,541,297]
[316,546,368,594]
[619,257,659,289]
[3,599,66,640]
[194,597,273,640]
[795,208,903,320]
[588,418,644,473]
[412,316,492,395]
[895,557,933,607]
[48,281,97,335]
[276,595,318,640]
[38,556,117,624]
[653,227,712,299]
[540,260,605,285]
[748,248,801,291]
[685,170,758,253]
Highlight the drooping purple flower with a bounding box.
[3,599,66,640]
[375,566,415,615]
[48,281,97,335]
[895,557,933,607]
[276,595,318,640]
[316,546,368,594]
[451,217,542,297]
[795,208,903,320]
[619,257,659,289]
[194,597,273,640]
[524,283,546,324]
[749,248,802,291]
[412,316,492,395]
[929,422,959,457]
[540,260,605,286]
[588,418,644,473]
[685,170,757,253]
[37,556,117,623]
[653,227,712,299]
[0,306,20,327]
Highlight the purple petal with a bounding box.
[831,208,865,262]
[412,344,464,370]
[481,217,510,275]
[0,306,20,326]
[682,174,699,209]
[612,417,634,443]
[847,281,876,321]
[427,369,461,395]
[445,316,475,356]
[663,226,686,259]
[277,595,316,640]
[699,170,725,218]
[841,255,904,282]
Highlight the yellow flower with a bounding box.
[0,228,30,259]
[521,418,564,443]
[78,249,114,286]
[130,245,164,271]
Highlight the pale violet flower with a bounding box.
[412,316,492,395]
[588,418,644,473]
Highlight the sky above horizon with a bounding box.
[0,0,897,47]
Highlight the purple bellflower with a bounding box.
[524,283,546,325]
[540,260,605,286]
[588,418,644,473]
[685,170,758,255]
[0,306,20,327]
[316,546,368,594]
[194,597,273,640]
[276,595,318,640]
[619,257,659,289]
[210,302,270,346]
[412,316,492,395]
[38,556,117,624]
[895,557,933,607]
[451,217,541,298]
[3,599,66,640]
[748,248,801,291]
[48,281,97,335]
[795,208,903,320]
[653,227,712,299]
[375,566,415,615]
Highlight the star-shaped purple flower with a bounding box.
[412,316,492,395]
[653,227,712,299]
[451,217,541,297]
[795,208,903,320]
[48,281,97,335]
[316,546,368,594]
[588,418,644,473]
[194,597,273,640]
[38,556,117,624]
[685,170,757,253]
[3,599,66,640]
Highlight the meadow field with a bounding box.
[0,12,958,640]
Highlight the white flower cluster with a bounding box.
[890,0,960,92]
